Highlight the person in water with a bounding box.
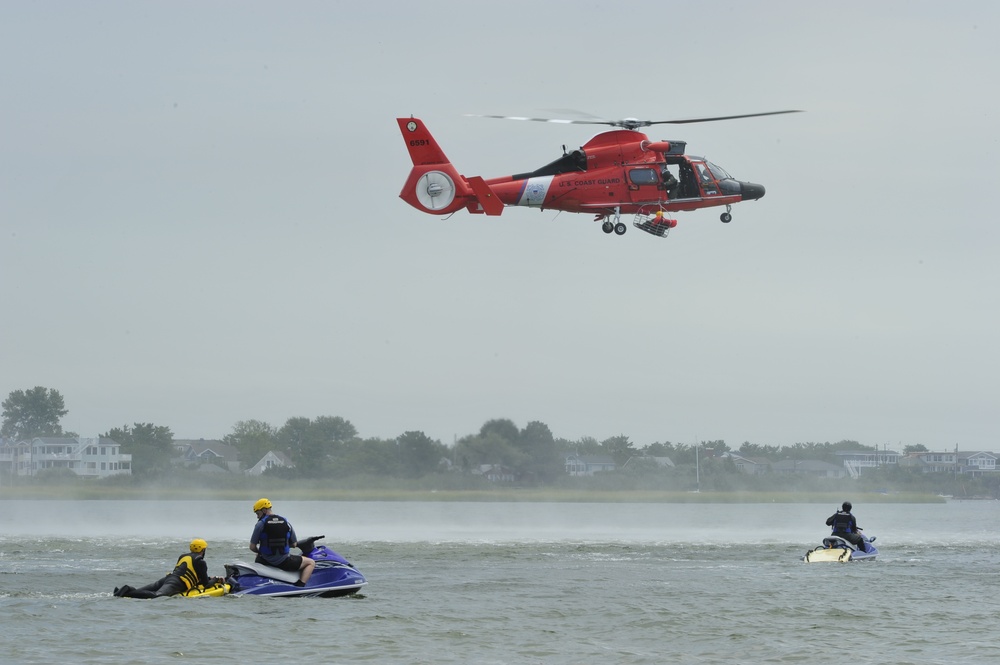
[826,501,867,552]
[114,538,221,598]
[249,498,315,587]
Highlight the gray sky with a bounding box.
[2,1,997,450]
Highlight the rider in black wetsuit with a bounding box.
[114,539,219,598]
[826,501,866,552]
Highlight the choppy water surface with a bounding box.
[2,500,999,664]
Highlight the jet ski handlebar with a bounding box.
[296,535,326,555]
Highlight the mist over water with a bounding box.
[5,499,833,543]
[3,500,1000,664]
[6,498,999,546]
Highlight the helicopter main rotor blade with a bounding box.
[643,110,803,125]
[466,110,803,131]
[464,114,607,125]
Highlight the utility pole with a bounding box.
[695,435,700,492]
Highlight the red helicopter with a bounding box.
[397,111,800,237]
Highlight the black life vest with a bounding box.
[831,511,855,534]
[258,514,292,556]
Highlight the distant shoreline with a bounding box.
[0,486,947,503]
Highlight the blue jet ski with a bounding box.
[803,531,878,563]
[224,535,367,597]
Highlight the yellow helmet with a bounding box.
[253,498,272,512]
[189,538,208,553]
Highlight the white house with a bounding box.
[245,450,295,476]
[834,450,900,478]
[0,436,131,479]
[960,451,997,477]
[900,450,997,477]
[900,451,958,473]
[564,453,616,476]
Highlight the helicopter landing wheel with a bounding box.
[602,221,614,234]
[720,212,732,223]
[614,222,627,235]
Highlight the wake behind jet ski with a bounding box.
[225,535,367,597]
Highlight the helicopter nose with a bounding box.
[739,181,765,200]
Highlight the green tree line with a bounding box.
[3,386,996,497]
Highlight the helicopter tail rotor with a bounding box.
[414,171,456,211]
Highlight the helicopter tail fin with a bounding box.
[398,117,451,166]
[397,117,503,216]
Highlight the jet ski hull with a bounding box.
[803,534,878,563]
[803,547,853,563]
[225,562,366,597]
[224,537,367,598]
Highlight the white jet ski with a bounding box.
[803,532,878,563]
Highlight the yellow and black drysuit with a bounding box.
[114,551,212,598]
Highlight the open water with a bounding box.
[1,499,999,665]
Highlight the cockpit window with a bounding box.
[707,161,732,180]
[629,168,659,186]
